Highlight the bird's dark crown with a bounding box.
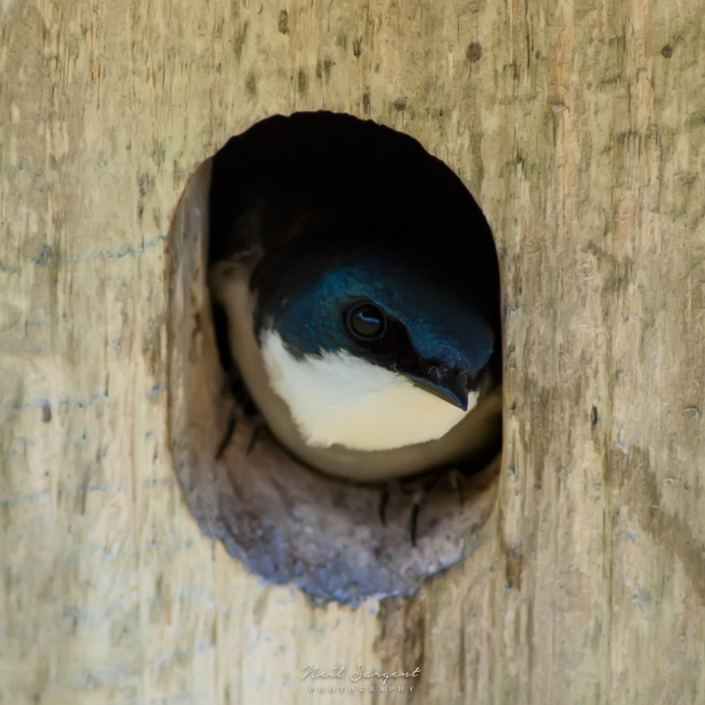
[255,246,496,408]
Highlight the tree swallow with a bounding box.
[208,112,502,483]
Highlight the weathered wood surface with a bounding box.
[1,0,704,703]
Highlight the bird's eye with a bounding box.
[345,303,387,340]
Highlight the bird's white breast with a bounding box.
[260,330,477,452]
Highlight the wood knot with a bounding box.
[466,42,482,63]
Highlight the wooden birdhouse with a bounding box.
[2,0,704,702]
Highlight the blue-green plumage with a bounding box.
[263,248,495,413]
[269,250,493,367]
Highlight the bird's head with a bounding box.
[253,247,498,452]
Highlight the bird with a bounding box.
[208,111,502,484]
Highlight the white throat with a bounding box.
[260,329,477,452]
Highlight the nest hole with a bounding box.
[168,112,502,605]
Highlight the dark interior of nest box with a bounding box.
[167,112,503,605]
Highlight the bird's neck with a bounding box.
[259,329,477,452]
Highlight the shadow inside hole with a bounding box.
[168,111,502,605]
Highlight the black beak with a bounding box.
[407,368,470,411]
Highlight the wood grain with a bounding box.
[1,0,704,702]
